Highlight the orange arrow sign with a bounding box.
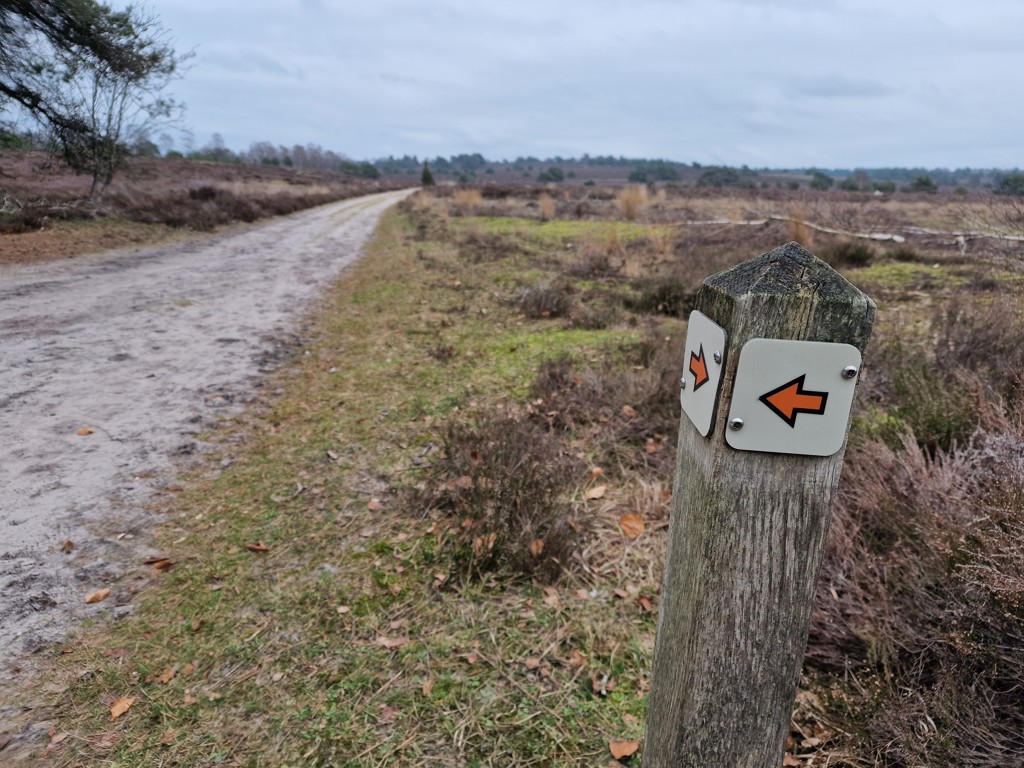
[759,374,828,428]
[689,345,709,391]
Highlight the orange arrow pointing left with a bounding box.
[759,374,828,428]
[689,345,709,391]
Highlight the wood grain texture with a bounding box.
[643,243,875,767]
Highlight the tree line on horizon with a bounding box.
[2,4,1021,197]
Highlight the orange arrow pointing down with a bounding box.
[759,374,828,428]
[689,345,710,391]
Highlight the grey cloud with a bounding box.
[789,75,895,100]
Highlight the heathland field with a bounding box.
[10,179,1024,766]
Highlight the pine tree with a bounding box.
[421,162,435,186]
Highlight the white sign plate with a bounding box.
[680,310,727,437]
[725,339,861,456]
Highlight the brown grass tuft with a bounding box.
[538,193,556,221]
[616,185,649,221]
[788,212,814,248]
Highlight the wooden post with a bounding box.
[643,242,875,767]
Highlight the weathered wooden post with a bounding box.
[642,242,875,767]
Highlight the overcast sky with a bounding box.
[154,0,1023,169]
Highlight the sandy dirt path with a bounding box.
[0,189,413,658]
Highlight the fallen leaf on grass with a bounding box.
[422,676,434,696]
[585,485,607,500]
[180,661,197,676]
[619,513,645,540]
[157,665,179,684]
[568,649,588,667]
[528,539,545,558]
[61,540,74,554]
[524,657,542,670]
[336,605,351,615]
[637,595,654,612]
[589,466,605,481]
[75,427,95,436]
[376,636,409,650]
[244,541,269,552]
[159,729,179,746]
[85,588,110,604]
[110,695,138,721]
[542,586,560,609]
[48,730,69,745]
[783,753,802,766]
[367,498,384,510]
[609,739,639,759]
[621,404,638,419]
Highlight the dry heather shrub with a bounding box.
[537,193,556,221]
[616,185,649,221]
[411,413,580,582]
[807,429,1024,766]
[529,331,684,473]
[932,296,1024,402]
[518,279,575,319]
[457,229,523,263]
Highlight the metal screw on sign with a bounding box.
[713,351,722,364]
[679,375,687,390]
[729,418,744,431]
[842,366,859,379]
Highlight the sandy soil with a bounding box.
[0,190,412,662]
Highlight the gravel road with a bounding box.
[0,190,412,658]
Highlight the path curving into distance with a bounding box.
[0,189,414,657]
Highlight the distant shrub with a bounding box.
[536,167,564,183]
[421,162,435,187]
[905,175,938,194]
[820,241,876,268]
[338,160,379,179]
[994,172,1024,196]
[890,245,921,262]
[872,180,896,193]
[696,166,741,188]
[809,170,833,190]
